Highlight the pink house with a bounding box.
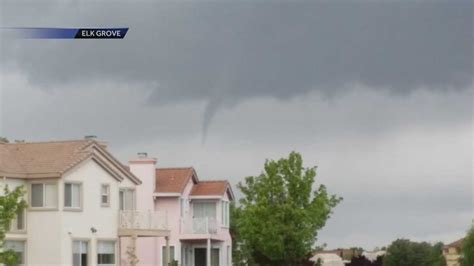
[124,153,234,266]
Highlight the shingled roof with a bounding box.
[155,167,197,193]
[0,139,140,184]
[155,168,234,199]
[190,180,231,198]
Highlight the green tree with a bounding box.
[0,137,9,143]
[235,152,342,265]
[462,225,474,266]
[230,202,257,266]
[384,239,445,266]
[0,185,27,265]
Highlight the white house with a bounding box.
[0,138,150,265]
[0,138,233,266]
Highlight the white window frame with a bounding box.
[9,208,26,233]
[29,182,58,210]
[101,184,110,207]
[64,182,83,211]
[161,245,175,266]
[180,198,185,217]
[72,239,90,266]
[97,240,117,266]
[119,188,135,211]
[221,201,229,227]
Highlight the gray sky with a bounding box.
[1,0,472,249]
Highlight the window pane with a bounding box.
[45,183,57,207]
[119,191,124,210]
[72,184,81,208]
[194,202,216,218]
[101,195,108,205]
[65,184,72,207]
[16,210,24,230]
[31,184,43,207]
[97,241,115,265]
[101,185,108,195]
[4,241,25,264]
[162,246,175,265]
[101,185,109,205]
[73,241,88,266]
[211,248,219,266]
[124,190,134,210]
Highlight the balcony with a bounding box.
[185,217,218,234]
[118,210,169,237]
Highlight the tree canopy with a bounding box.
[462,225,474,266]
[234,151,342,265]
[0,185,27,265]
[383,239,446,266]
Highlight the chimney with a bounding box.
[128,152,157,211]
[84,135,97,140]
[137,152,148,158]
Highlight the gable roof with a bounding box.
[190,180,234,200]
[155,167,197,193]
[0,139,141,184]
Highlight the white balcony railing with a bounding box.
[189,217,218,234]
[119,210,168,230]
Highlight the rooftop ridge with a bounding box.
[3,139,93,145]
[156,167,193,170]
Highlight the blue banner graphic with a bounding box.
[2,27,128,39]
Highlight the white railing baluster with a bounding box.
[118,210,168,231]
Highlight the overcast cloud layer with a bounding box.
[0,0,472,249]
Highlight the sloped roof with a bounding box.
[190,180,234,199]
[0,139,140,184]
[444,238,464,250]
[155,167,197,193]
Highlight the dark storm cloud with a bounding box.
[1,1,472,101]
[2,1,471,140]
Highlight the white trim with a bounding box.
[29,181,59,210]
[100,183,111,207]
[154,192,181,198]
[189,195,223,200]
[160,245,176,266]
[71,238,91,266]
[192,246,221,266]
[63,182,83,211]
[119,187,136,211]
[97,239,117,266]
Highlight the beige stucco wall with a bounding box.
[2,158,137,265]
[59,159,134,265]
[444,247,461,266]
